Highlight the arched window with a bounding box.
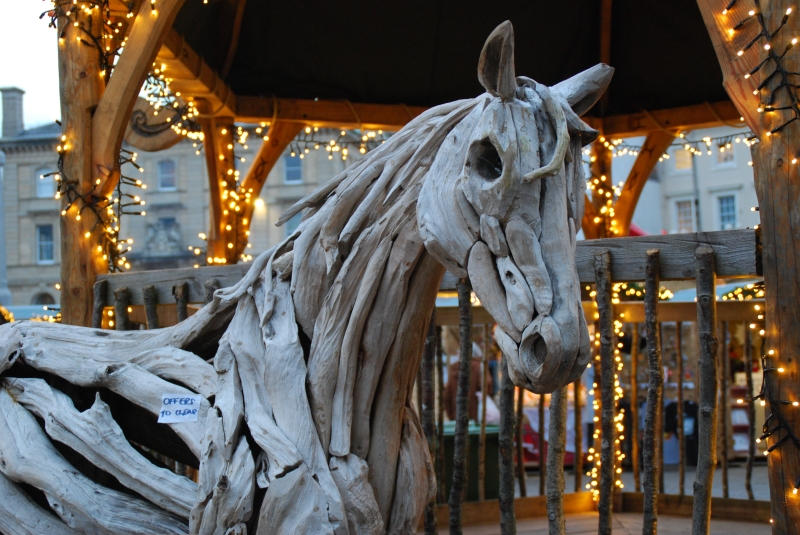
[32,292,55,305]
[35,167,56,198]
[158,160,177,190]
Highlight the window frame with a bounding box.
[36,224,55,265]
[715,192,739,231]
[671,148,693,175]
[35,167,56,199]
[672,196,696,234]
[283,154,303,184]
[157,159,177,191]
[712,145,737,170]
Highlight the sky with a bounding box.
[0,1,61,130]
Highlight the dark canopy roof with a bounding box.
[173,0,726,118]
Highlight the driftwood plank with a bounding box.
[0,471,80,535]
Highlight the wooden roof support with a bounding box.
[221,0,247,78]
[600,100,743,138]
[233,121,304,259]
[613,131,676,236]
[198,114,236,263]
[93,0,186,200]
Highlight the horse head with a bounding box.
[417,21,613,393]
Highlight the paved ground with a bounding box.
[425,512,771,535]
[520,462,770,500]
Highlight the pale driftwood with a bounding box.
[0,324,21,374]
[255,464,330,535]
[496,256,535,332]
[388,407,436,535]
[352,219,424,459]
[692,245,719,535]
[469,241,521,341]
[480,214,509,257]
[0,472,79,535]
[642,249,663,535]
[546,386,568,535]
[594,251,614,535]
[330,454,384,534]
[505,217,553,316]
[0,389,187,535]
[5,378,197,518]
[129,347,217,398]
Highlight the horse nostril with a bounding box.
[470,138,503,180]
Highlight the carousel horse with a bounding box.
[0,21,612,535]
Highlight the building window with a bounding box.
[285,212,302,237]
[718,194,737,230]
[32,293,55,305]
[716,147,736,167]
[673,149,692,172]
[675,199,694,233]
[35,168,56,198]
[158,160,177,190]
[284,155,302,184]
[36,224,54,264]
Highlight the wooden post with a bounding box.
[436,326,446,504]
[57,10,106,326]
[498,354,517,535]
[538,394,546,496]
[574,375,583,493]
[449,279,473,533]
[658,322,665,493]
[91,279,108,329]
[630,323,641,493]
[142,285,159,330]
[204,278,220,304]
[720,321,730,499]
[692,245,718,535]
[546,386,568,535]
[478,325,489,502]
[113,287,132,331]
[744,324,755,500]
[642,249,663,535]
[421,312,437,534]
[517,389,528,497]
[594,250,614,535]
[173,281,188,322]
[697,3,800,528]
[676,321,685,496]
[584,142,613,239]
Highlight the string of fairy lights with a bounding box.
[719,0,800,502]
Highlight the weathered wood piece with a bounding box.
[642,250,663,535]
[516,389,527,498]
[92,279,108,329]
[594,251,614,535]
[0,471,79,535]
[113,286,132,331]
[436,326,446,504]
[204,278,220,304]
[497,256,534,332]
[469,242,520,342]
[449,279,473,533]
[478,324,490,503]
[506,218,553,316]
[538,395,545,496]
[659,322,665,494]
[573,375,583,493]
[575,229,758,282]
[0,389,188,534]
[744,325,755,500]
[720,321,730,499]
[498,355,517,535]
[4,378,197,518]
[630,324,641,493]
[480,214,509,257]
[546,386,567,535]
[422,313,438,533]
[142,284,160,329]
[692,245,718,535]
[173,281,189,322]
[676,322,685,497]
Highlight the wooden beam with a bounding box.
[587,140,613,238]
[611,300,763,323]
[236,96,427,131]
[234,121,304,258]
[614,131,676,236]
[57,13,107,326]
[156,29,236,117]
[220,0,247,79]
[619,493,771,524]
[93,0,186,200]
[597,101,744,138]
[198,115,236,263]
[581,195,601,240]
[575,229,759,282]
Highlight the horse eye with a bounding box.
[468,138,503,181]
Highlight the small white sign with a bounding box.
[158,393,202,423]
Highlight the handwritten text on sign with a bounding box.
[158,393,202,423]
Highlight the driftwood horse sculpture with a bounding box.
[0,22,611,535]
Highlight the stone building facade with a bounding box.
[0,87,351,305]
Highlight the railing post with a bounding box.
[594,250,614,535]
[142,285,159,329]
[92,279,108,329]
[421,312,437,534]
[173,281,189,322]
[113,286,132,331]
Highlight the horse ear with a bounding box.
[478,21,516,100]
[552,64,614,116]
